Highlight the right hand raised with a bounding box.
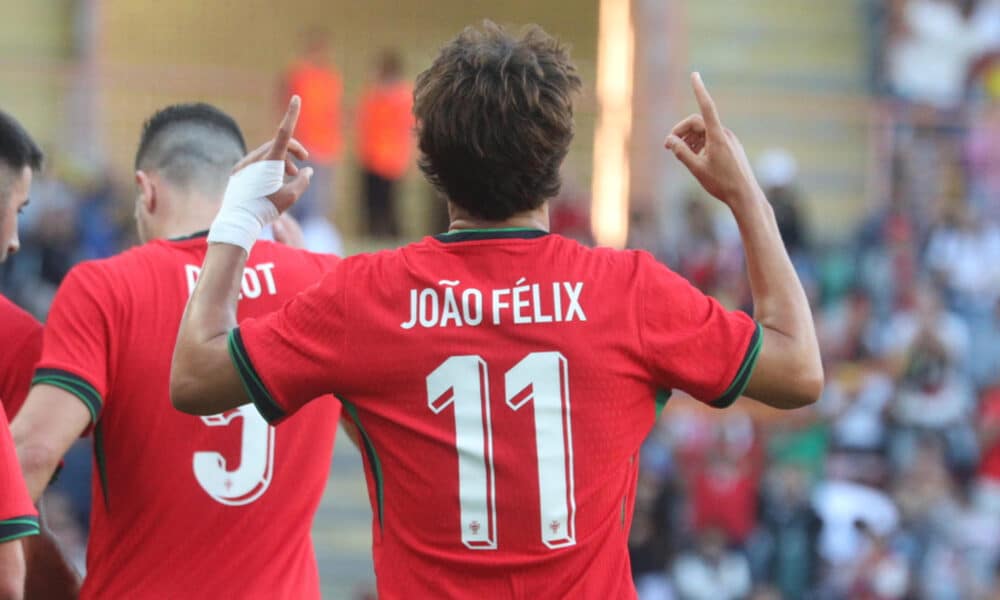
[233,95,312,214]
[664,72,762,207]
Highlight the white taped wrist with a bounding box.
[208,160,285,252]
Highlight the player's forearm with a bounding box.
[0,541,26,600]
[730,186,823,408]
[13,440,62,503]
[171,244,248,415]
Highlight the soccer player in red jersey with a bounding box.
[172,23,823,599]
[0,109,43,600]
[12,104,341,599]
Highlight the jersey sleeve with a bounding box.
[0,412,38,542]
[32,263,116,431]
[637,252,762,408]
[230,262,350,425]
[0,298,43,420]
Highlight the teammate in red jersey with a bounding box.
[172,23,823,599]
[0,109,43,600]
[12,104,341,599]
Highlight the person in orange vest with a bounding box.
[280,29,343,252]
[356,50,414,237]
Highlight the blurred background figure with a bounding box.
[671,527,752,600]
[280,27,344,253]
[356,50,413,238]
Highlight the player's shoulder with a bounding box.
[77,241,166,278]
[0,293,40,336]
[544,234,666,278]
[250,239,340,272]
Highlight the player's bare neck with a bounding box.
[153,193,222,242]
[447,203,549,233]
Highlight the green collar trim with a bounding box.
[167,230,210,242]
[434,228,549,243]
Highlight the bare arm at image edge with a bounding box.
[664,73,823,409]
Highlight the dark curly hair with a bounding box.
[414,21,582,221]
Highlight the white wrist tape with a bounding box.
[208,160,285,252]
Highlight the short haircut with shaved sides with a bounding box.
[134,103,247,196]
[0,110,43,202]
[413,21,582,221]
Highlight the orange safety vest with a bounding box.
[357,81,414,180]
[285,60,343,163]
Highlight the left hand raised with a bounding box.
[233,95,313,214]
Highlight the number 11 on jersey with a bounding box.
[427,352,576,551]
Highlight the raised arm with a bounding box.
[170,97,312,415]
[664,73,823,409]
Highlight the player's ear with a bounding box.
[135,170,156,214]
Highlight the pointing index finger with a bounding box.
[691,72,722,133]
[266,95,301,161]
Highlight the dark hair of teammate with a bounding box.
[134,103,247,194]
[0,110,43,200]
[413,21,582,221]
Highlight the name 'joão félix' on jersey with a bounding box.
[401,278,586,329]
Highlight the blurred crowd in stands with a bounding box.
[631,2,1000,598]
[2,3,1000,598]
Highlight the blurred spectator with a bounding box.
[817,288,881,363]
[357,50,414,238]
[812,477,899,576]
[882,281,970,367]
[887,0,1000,108]
[281,28,344,252]
[755,149,810,258]
[820,364,894,457]
[750,464,823,600]
[965,102,1000,218]
[888,320,978,472]
[689,443,759,546]
[674,197,721,294]
[846,521,911,600]
[925,200,1000,311]
[976,383,1000,516]
[671,528,752,600]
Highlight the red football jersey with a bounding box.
[33,233,341,600]
[0,294,43,419]
[0,295,40,545]
[0,410,38,544]
[233,229,761,599]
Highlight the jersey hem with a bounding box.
[32,368,102,424]
[709,322,763,409]
[228,328,286,424]
[0,516,39,543]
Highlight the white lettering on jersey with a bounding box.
[401,280,586,329]
[185,262,280,299]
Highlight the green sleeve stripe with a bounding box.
[0,516,39,543]
[94,422,111,511]
[654,389,672,419]
[340,398,384,530]
[32,369,102,423]
[710,322,763,409]
[228,329,285,424]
